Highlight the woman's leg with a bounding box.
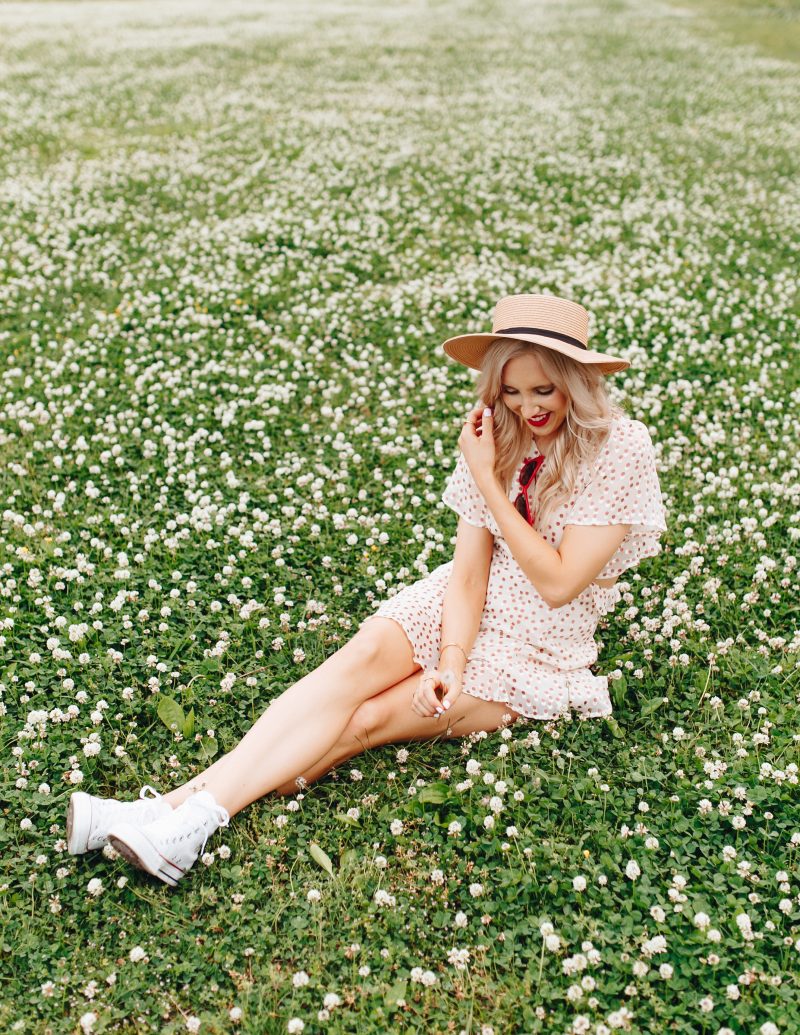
[160,617,420,818]
[273,671,523,795]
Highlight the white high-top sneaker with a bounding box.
[67,785,173,855]
[107,790,230,887]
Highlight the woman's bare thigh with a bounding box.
[330,615,422,697]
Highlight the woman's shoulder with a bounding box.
[579,416,654,479]
[606,415,654,450]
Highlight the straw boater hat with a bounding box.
[441,293,630,375]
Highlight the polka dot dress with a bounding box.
[361,417,667,720]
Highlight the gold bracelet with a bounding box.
[440,642,469,665]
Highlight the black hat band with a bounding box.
[495,326,587,351]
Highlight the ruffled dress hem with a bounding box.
[362,610,613,722]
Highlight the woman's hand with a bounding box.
[411,668,463,719]
[458,402,497,493]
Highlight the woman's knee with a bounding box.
[340,695,387,751]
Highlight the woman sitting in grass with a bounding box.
[66,292,667,886]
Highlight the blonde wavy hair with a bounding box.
[474,339,628,529]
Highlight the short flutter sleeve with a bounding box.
[441,452,490,528]
[566,419,667,579]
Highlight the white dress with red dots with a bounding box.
[360,416,668,720]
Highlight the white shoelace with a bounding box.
[183,796,230,858]
[139,784,163,801]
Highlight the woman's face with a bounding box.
[500,353,569,447]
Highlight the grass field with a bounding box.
[1,0,799,1032]
[677,0,800,62]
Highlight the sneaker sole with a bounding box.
[67,792,92,855]
[107,823,184,887]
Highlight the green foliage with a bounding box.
[0,1,798,1033]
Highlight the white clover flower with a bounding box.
[607,1006,634,1028]
[447,947,470,970]
[469,883,484,898]
[292,971,310,988]
[625,860,641,880]
[186,1018,201,1033]
[129,946,147,962]
[573,875,587,892]
[287,1020,304,1034]
[659,963,673,979]
[323,992,341,1009]
[307,889,321,903]
[390,819,403,836]
[86,878,103,898]
[642,935,667,958]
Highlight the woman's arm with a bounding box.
[480,480,628,607]
[439,515,494,677]
[413,515,493,717]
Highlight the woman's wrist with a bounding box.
[439,643,469,677]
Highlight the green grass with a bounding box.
[675,0,800,62]
[0,1,798,1033]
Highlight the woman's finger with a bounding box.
[417,673,438,714]
[438,670,459,710]
[420,671,446,716]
